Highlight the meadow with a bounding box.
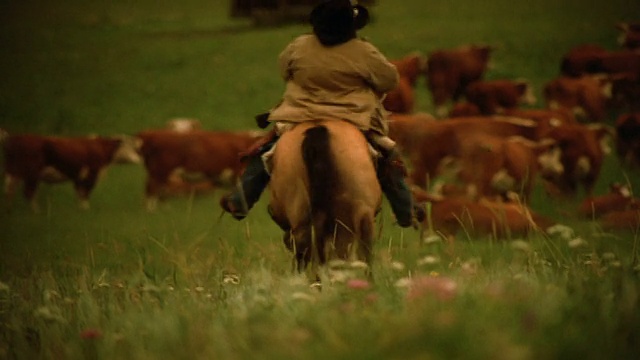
[1,0,640,359]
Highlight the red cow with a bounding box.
[543,75,613,122]
[463,79,537,115]
[413,188,555,239]
[542,123,614,197]
[136,129,262,211]
[578,183,639,219]
[384,53,427,113]
[3,134,136,211]
[615,112,640,167]
[426,44,494,117]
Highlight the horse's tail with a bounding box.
[302,125,337,227]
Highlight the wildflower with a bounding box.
[223,274,240,285]
[346,279,370,290]
[568,237,588,248]
[407,275,458,302]
[391,261,406,271]
[394,277,413,288]
[423,234,442,245]
[350,261,369,270]
[546,224,575,240]
[34,306,66,323]
[417,255,440,266]
[291,292,316,302]
[195,286,205,292]
[511,240,531,252]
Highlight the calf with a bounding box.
[3,134,134,211]
[136,129,262,211]
[426,44,494,117]
[463,79,536,115]
[413,188,555,239]
[615,112,640,167]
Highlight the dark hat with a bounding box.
[310,0,370,46]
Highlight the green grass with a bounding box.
[2,0,640,359]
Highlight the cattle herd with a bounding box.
[2,23,639,238]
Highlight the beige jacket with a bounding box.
[268,34,399,135]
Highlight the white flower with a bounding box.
[417,255,440,266]
[391,261,406,271]
[394,277,413,288]
[546,224,575,240]
[423,235,442,245]
[511,240,532,252]
[568,237,588,248]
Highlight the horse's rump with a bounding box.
[268,120,382,274]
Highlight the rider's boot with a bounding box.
[376,149,425,227]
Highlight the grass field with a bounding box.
[1,0,640,359]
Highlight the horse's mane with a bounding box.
[301,125,339,232]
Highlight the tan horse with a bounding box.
[268,120,382,279]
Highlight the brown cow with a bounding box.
[463,79,537,115]
[599,209,640,232]
[383,53,427,113]
[426,44,494,117]
[560,44,609,77]
[3,133,136,211]
[453,135,562,201]
[543,75,613,122]
[578,183,639,219]
[389,116,545,189]
[542,123,614,197]
[413,188,555,239]
[615,112,640,167]
[136,129,262,211]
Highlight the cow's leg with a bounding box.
[3,174,20,211]
[145,170,171,211]
[74,171,99,210]
[22,177,40,213]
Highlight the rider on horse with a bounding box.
[220,0,425,227]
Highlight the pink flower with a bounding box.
[346,279,371,290]
[407,276,458,302]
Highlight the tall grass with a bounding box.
[1,0,640,359]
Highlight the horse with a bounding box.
[267,120,382,281]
